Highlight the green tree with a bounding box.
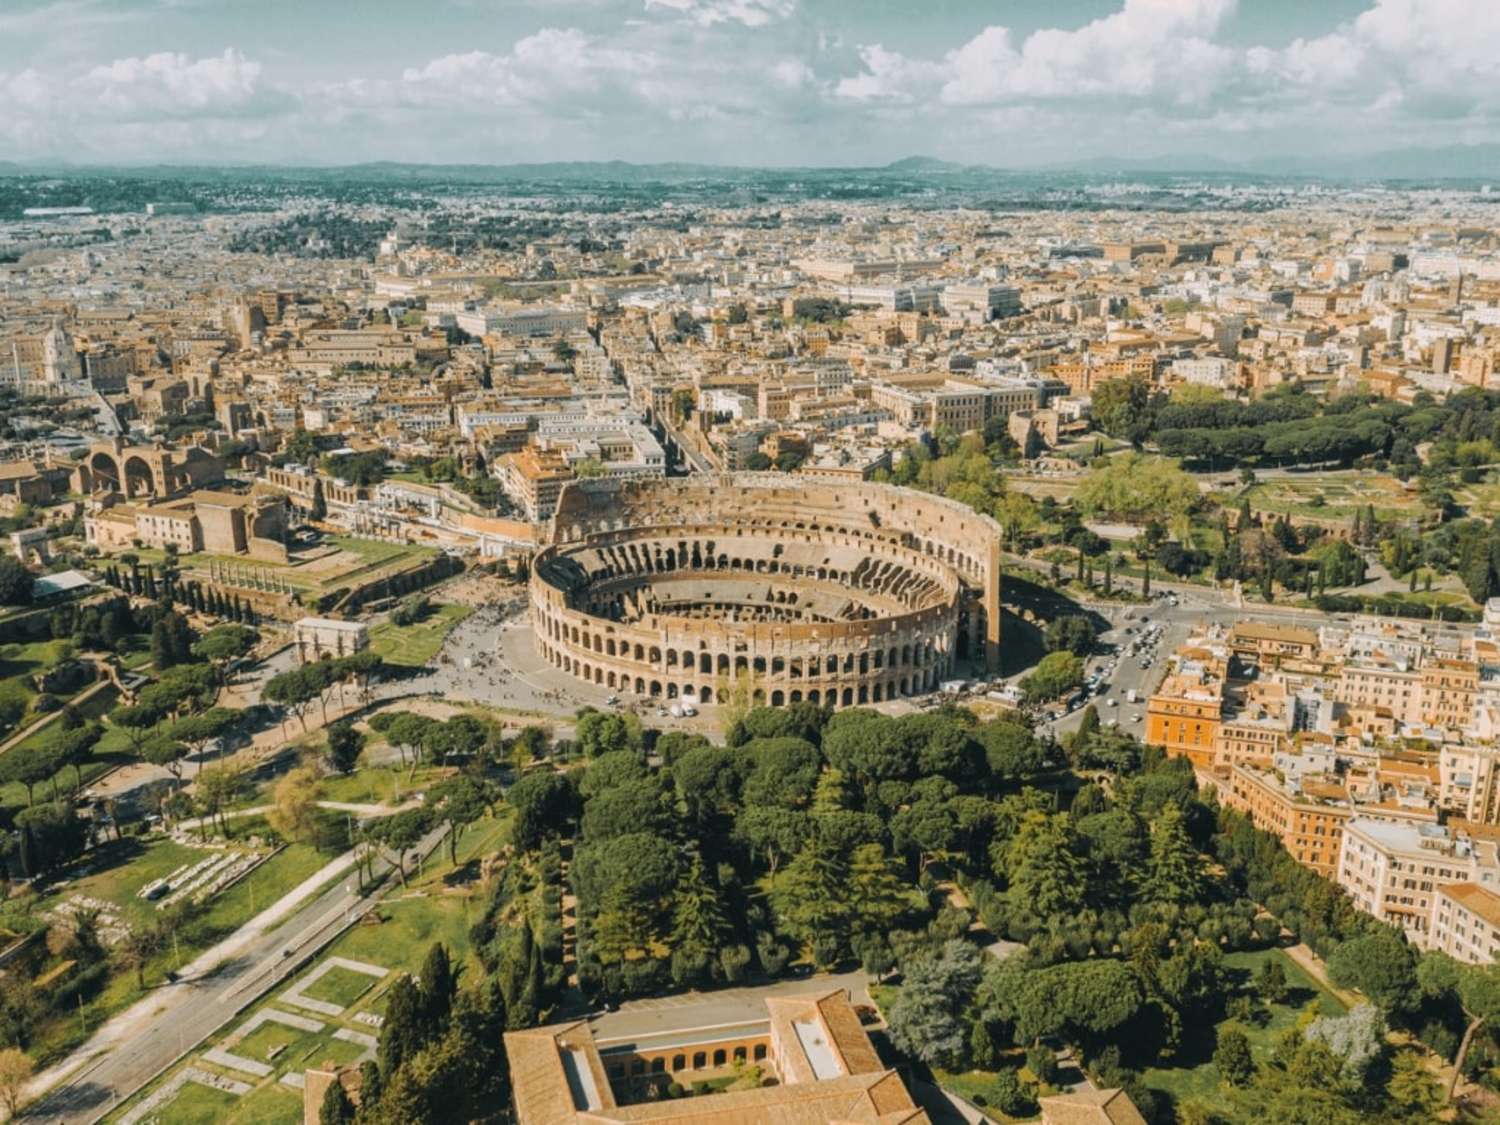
[1044,614,1096,657]
[190,623,256,674]
[1141,804,1205,905]
[1257,957,1288,1004]
[0,557,34,607]
[1328,929,1419,1017]
[324,719,364,774]
[1001,812,1087,916]
[418,943,456,1036]
[770,836,852,950]
[378,974,430,1078]
[668,855,730,973]
[1090,374,1155,442]
[1416,952,1500,1101]
[885,940,983,1070]
[1214,1023,1255,1087]
[366,808,430,887]
[846,843,910,932]
[1023,650,1084,703]
[1385,1049,1442,1122]
[319,1077,356,1125]
[507,770,578,852]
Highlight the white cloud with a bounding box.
[1252,0,1500,118]
[642,0,794,28]
[834,44,941,103]
[85,48,277,119]
[918,0,1238,107]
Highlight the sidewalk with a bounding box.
[1281,942,1362,1008]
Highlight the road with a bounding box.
[1045,590,1345,742]
[22,823,448,1124]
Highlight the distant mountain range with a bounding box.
[1038,144,1500,180]
[3,144,1498,183]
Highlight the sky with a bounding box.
[0,0,1496,168]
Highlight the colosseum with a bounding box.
[527,474,1002,709]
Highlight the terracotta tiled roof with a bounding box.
[1039,1088,1148,1125]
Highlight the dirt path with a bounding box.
[1281,942,1362,1008]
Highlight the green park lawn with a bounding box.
[313,762,455,807]
[158,1081,242,1125]
[0,637,79,730]
[234,1019,310,1064]
[302,965,381,1010]
[218,1083,304,1125]
[329,535,420,566]
[368,602,471,667]
[1141,948,1348,1108]
[1241,473,1421,522]
[336,890,477,980]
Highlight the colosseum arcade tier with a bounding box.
[527,474,1002,709]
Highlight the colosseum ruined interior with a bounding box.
[527,474,1002,709]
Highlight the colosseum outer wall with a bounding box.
[527,473,1002,708]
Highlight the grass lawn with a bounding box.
[933,1065,1039,1123]
[303,965,380,1010]
[219,1083,303,1125]
[159,1081,242,1124]
[368,603,471,668]
[329,536,422,566]
[315,763,453,806]
[335,892,477,980]
[3,683,119,756]
[234,1019,309,1063]
[0,637,76,725]
[1242,473,1422,522]
[1142,947,1348,1108]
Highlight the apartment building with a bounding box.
[1337,818,1498,941]
[1336,658,1424,727]
[496,446,575,523]
[1227,622,1320,668]
[1146,663,1224,771]
[1430,882,1500,964]
[1218,765,1352,877]
[1422,657,1479,729]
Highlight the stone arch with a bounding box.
[122,455,156,498]
[89,451,121,491]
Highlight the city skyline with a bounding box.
[1,0,1497,170]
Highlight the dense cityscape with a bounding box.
[4,2,1500,1125]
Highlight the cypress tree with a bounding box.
[377,975,427,1078]
[418,943,455,1034]
[1141,804,1204,906]
[319,1079,355,1125]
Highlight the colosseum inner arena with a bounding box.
[528,474,1002,709]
